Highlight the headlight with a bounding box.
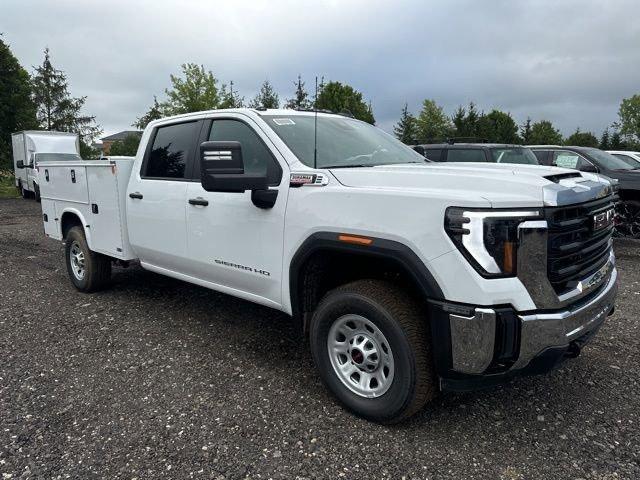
[444,208,542,278]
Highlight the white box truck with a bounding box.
[36,109,618,423]
[12,130,80,201]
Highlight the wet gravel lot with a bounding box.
[0,198,639,479]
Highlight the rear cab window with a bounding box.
[445,148,486,163]
[142,121,200,179]
[424,148,443,161]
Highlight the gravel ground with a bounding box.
[0,198,639,480]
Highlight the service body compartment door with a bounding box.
[86,166,124,257]
[40,199,61,239]
[40,164,89,204]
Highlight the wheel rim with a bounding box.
[327,314,395,398]
[69,241,86,280]
[615,202,640,238]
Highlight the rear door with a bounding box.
[126,120,201,272]
[184,115,287,307]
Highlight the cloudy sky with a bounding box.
[3,0,639,138]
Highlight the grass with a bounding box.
[0,169,20,199]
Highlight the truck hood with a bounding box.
[329,163,613,208]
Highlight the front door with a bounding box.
[185,116,288,307]
[126,120,201,272]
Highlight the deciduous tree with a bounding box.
[133,96,165,130]
[476,110,520,144]
[164,63,220,114]
[416,99,451,142]
[565,128,598,147]
[0,37,37,169]
[528,120,563,145]
[109,133,142,156]
[617,94,640,144]
[315,81,375,124]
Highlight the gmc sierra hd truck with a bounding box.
[37,109,618,423]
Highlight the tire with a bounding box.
[615,200,640,239]
[309,279,437,423]
[34,184,41,203]
[64,226,112,292]
[19,183,29,199]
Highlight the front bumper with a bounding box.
[430,265,617,391]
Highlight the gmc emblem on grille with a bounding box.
[592,208,614,231]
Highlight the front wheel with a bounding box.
[65,226,112,292]
[309,280,437,423]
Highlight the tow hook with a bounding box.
[566,342,581,358]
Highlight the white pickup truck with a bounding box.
[37,108,618,423]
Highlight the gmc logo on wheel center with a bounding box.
[592,208,614,231]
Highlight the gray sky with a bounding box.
[3,0,639,138]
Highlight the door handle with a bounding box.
[188,197,209,206]
[129,192,143,199]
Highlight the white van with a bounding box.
[12,131,80,201]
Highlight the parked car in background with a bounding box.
[412,142,540,165]
[12,131,80,201]
[529,145,640,238]
[607,150,640,168]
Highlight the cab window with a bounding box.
[143,121,199,179]
[552,151,592,170]
[446,149,486,162]
[208,119,282,185]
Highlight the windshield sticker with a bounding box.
[273,118,295,126]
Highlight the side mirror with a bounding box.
[412,145,426,157]
[579,163,598,173]
[199,141,267,193]
[16,160,25,169]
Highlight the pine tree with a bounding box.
[249,80,280,109]
[416,99,452,142]
[610,130,622,149]
[32,48,101,153]
[219,81,244,108]
[284,75,311,110]
[599,128,611,149]
[393,103,418,144]
[520,117,532,144]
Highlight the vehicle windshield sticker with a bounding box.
[273,118,295,126]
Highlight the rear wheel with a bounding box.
[34,183,41,203]
[309,280,437,423]
[65,226,112,292]
[615,200,640,238]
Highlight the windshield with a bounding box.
[35,153,81,162]
[585,148,638,170]
[262,115,426,168]
[612,153,640,168]
[490,148,539,165]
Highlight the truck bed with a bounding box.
[37,158,137,260]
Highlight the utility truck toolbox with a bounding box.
[38,108,618,423]
[38,157,136,261]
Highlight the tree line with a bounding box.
[393,98,640,150]
[2,35,640,167]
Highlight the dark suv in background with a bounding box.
[529,145,640,238]
[412,143,540,165]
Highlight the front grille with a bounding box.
[545,196,614,294]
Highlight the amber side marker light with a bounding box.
[338,234,373,246]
